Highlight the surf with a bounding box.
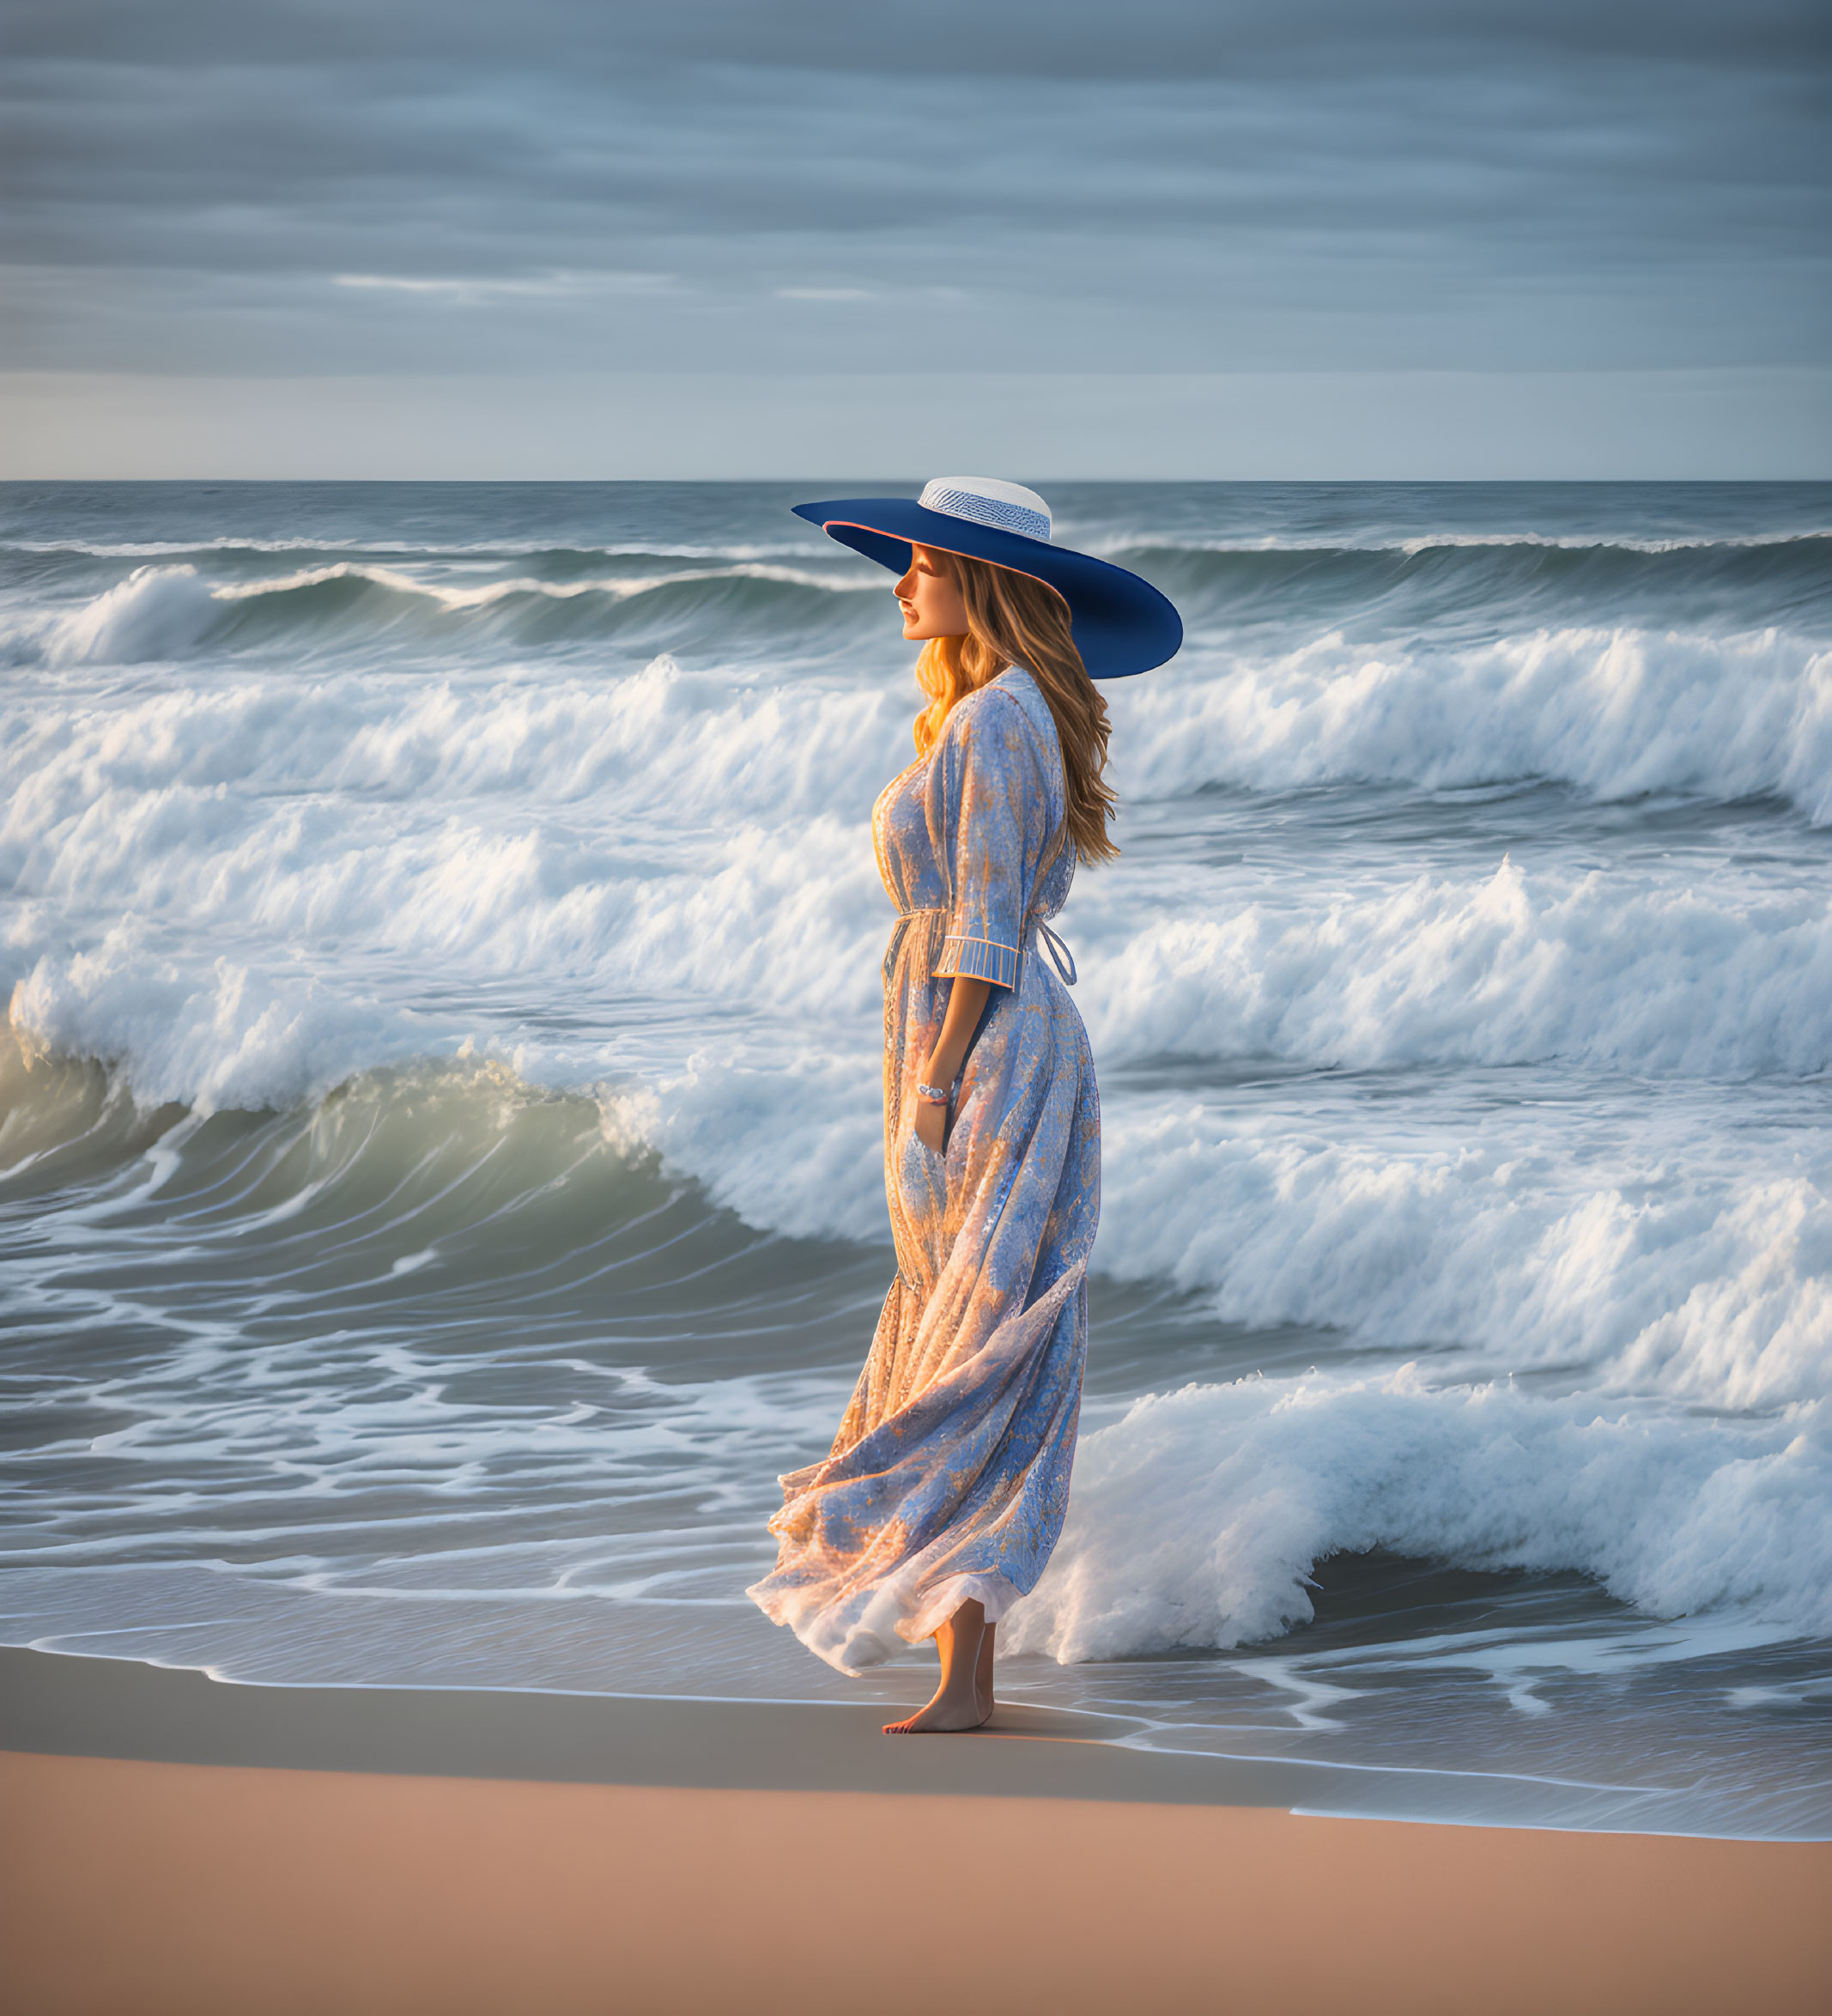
[3,476,1829,1838]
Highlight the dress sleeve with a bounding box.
[928,689,1041,992]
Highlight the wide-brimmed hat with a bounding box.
[792,477,1181,679]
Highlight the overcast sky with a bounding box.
[4,0,1827,475]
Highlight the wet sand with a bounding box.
[3,1649,1828,2015]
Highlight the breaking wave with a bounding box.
[1119,627,1832,821]
[1010,1369,1831,1661]
[9,526,1830,675]
[7,558,878,668]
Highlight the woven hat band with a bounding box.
[917,477,1052,544]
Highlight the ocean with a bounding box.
[3,477,1828,1839]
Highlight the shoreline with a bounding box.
[3,1643,1823,1839]
[9,1643,1825,1837]
[0,1644,1306,1806]
[3,1649,1829,2014]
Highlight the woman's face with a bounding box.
[894,545,969,641]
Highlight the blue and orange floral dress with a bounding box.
[748,666,1100,1673]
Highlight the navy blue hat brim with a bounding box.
[791,496,1181,679]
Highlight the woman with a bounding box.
[747,478,1180,1733]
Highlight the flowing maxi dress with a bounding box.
[747,666,1099,1674]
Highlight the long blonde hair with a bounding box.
[911,551,1119,865]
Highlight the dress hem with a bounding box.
[899,1570,1024,1643]
[745,1565,1028,1678]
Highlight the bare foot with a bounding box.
[883,1597,992,1734]
[883,1691,986,1735]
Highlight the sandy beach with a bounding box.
[3,1649,1827,2016]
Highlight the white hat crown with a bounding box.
[919,477,1052,543]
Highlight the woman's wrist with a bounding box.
[918,1056,960,1102]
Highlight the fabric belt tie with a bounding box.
[1031,918,1077,986]
[889,908,1077,987]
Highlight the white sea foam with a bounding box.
[35,565,224,666]
[1113,626,1832,822]
[203,559,871,609]
[1092,1100,1831,1410]
[1386,530,1832,556]
[0,656,904,840]
[7,928,413,1115]
[1006,1369,1832,1660]
[1085,530,1832,557]
[12,557,877,667]
[13,760,1827,1093]
[1,537,822,561]
[1075,854,1832,1078]
[10,649,1826,1084]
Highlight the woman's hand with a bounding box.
[913,1096,948,1154]
[913,975,993,1157]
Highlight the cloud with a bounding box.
[3,0,1825,381]
[333,271,675,302]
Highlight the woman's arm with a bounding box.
[914,975,992,1152]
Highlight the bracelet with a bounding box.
[916,1078,954,1105]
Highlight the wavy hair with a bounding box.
[911,550,1119,865]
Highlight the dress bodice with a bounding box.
[871,667,1075,989]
